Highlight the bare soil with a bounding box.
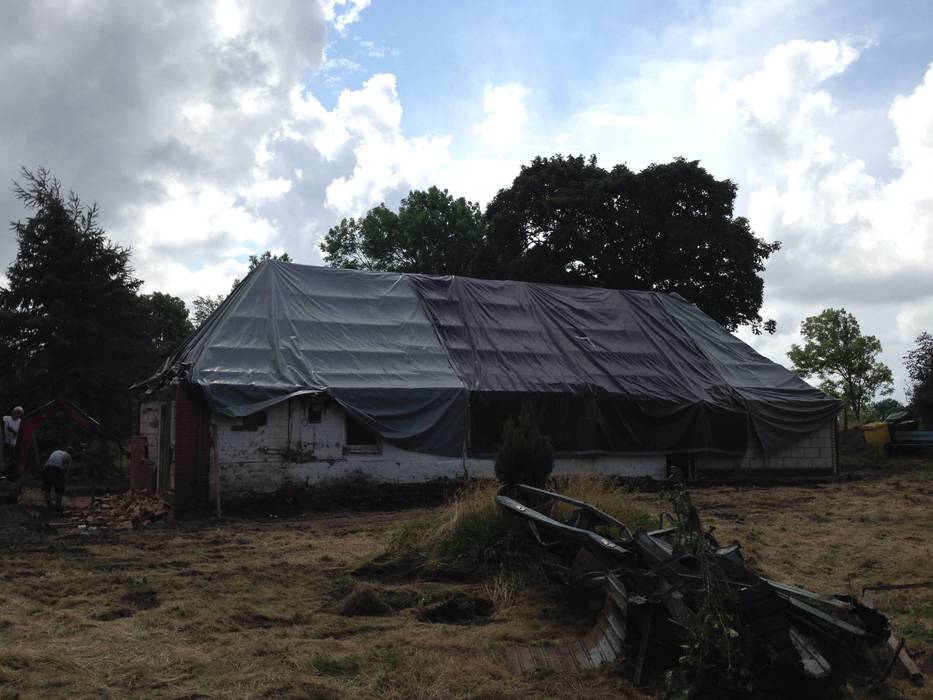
[0,463,930,699]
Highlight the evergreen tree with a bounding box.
[0,168,145,434]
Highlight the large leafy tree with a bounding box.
[481,156,780,332]
[0,168,146,432]
[904,332,933,426]
[475,155,608,285]
[139,292,193,370]
[871,397,905,421]
[323,156,780,333]
[788,308,893,429]
[322,186,485,275]
[191,250,291,326]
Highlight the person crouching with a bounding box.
[43,448,72,514]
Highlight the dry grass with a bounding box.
[0,468,930,699]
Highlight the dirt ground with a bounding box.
[0,466,931,699]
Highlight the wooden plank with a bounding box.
[504,646,522,674]
[788,627,831,679]
[633,607,654,686]
[863,588,924,686]
[569,641,592,670]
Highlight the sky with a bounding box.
[1,0,932,400]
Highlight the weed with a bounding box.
[665,473,753,699]
[483,570,524,609]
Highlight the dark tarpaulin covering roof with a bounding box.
[147,261,839,457]
[656,294,841,451]
[152,263,468,456]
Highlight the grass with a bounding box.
[384,475,657,577]
[0,468,930,698]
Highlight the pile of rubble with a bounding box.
[57,490,172,533]
[497,484,924,692]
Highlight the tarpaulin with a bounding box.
[411,275,750,453]
[146,262,839,457]
[656,294,841,451]
[152,264,468,456]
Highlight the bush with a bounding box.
[494,407,554,487]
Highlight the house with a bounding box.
[133,261,841,510]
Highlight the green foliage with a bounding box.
[386,490,522,574]
[494,407,555,487]
[321,186,485,275]
[191,250,291,326]
[435,502,516,570]
[870,397,905,421]
[482,155,780,333]
[322,156,781,333]
[190,293,226,327]
[138,292,193,372]
[788,308,893,428]
[905,332,933,427]
[0,168,146,434]
[665,472,753,699]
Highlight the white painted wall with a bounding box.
[142,394,836,501]
[210,397,668,499]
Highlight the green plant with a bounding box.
[665,471,753,698]
[494,407,555,487]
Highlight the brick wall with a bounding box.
[693,420,836,474]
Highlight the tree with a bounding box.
[139,292,193,370]
[905,332,933,426]
[191,293,226,328]
[323,156,780,333]
[482,155,780,332]
[871,397,905,421]
[321,186,485,275]
[787,308,893,429]
[191,250,291,326]
[0,168,145,433]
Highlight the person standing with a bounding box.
[43,448,72,514]
[2,406,24,476]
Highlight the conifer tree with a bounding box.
[0,168,145,433]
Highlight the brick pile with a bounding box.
[59,490,172,533]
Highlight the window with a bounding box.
[231,411,267,431]
[345,414,381,454]
[307,399,324,424]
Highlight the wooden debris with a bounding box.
[863,586,926,686]
[505,574,628,674]
[498,483,899,688]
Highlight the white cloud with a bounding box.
[320,0,371,37]
[702,44,933,398]
[474,83,530,151]
[0,0,328,304]
[281,74,453,218]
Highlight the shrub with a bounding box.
[494,407,554,487]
